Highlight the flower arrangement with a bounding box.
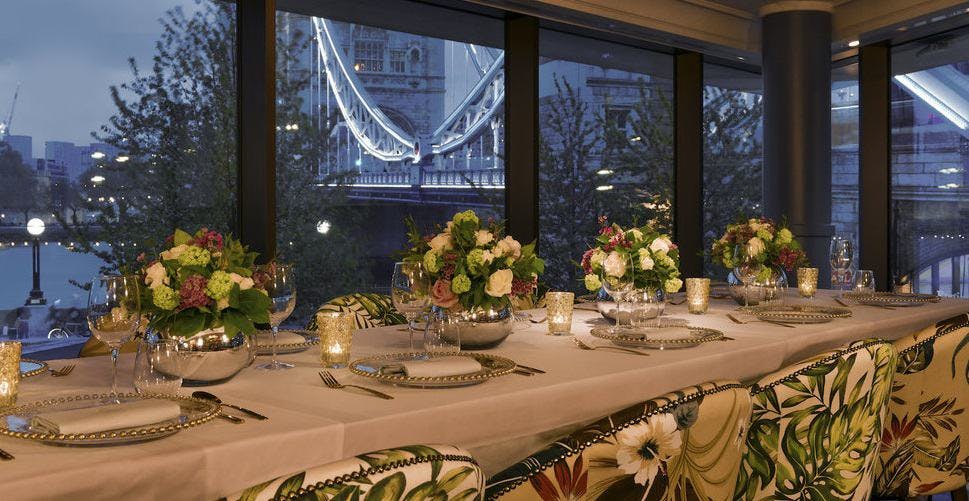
[403,210,545,311]
[710,217,808,280]
[581,217,682,294]
[139,228,272,338]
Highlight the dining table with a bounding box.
[2,289,968,500]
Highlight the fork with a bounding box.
[319,371,394,400]
[726,313,796,329]
[0,448,13,461]
[50,364,76,377]
[573,337,650,356]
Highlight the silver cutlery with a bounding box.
[528,316,547,324]
[516,364,546,374]
[573,337,650,356]
[513,368,535,376]
[192,391,268,421]
[0,448,13,460]
[726,313,796,329]
[217,413,245,424]
[319,371,394,400]
[50,364,75,377]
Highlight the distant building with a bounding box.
[4,135,32,166]
[44,141,83,181]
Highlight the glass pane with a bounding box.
[891,29,969,295]
[702,64,764,278]
[276,10,505,324]
[0,1,236,356]
[538,30,674,293]
[832,62,860,274]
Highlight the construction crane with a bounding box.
[0,82,21,141]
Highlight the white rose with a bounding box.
[493,236,522,259]
[484,269,513,297]
[627,228,643,242]
[144,261,169,290]
[746,237,766,257]
[428,233,453,252]
[603,251,627,278]
[160,244,188,261]
[591,249,607,269]
[216,297,230,310]
[648,237,672,254]
[637,249,654,271]
[482,249,495,264]
[229,272,254,290]
[475,230,494,246]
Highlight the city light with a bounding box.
[90,151,106,159]
[316,220,331,235]
[939,167,962,174]
[90,175,105,184]
[596,169,614,175]
[115,155,130,163]
[938,183,960,189]
[848,40,860,47]
[26,218,45,236]
[596,185,614,191]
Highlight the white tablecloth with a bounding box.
[2,290,967,500]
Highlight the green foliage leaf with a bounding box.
[239,289,271,324]
[173,228,192,246]
[363,472,405,501]
[275,472,305,498]
[172,310,206,337]
[222,309,254,337]
[234,478,274,501]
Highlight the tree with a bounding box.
[0,141,38,222]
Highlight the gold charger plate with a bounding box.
[349,352,516,388]
[843,291,941,307]
[741,304,852,324]
[20,359,48,378]
[0,393,220,447]
[590,325,724,349]
[255,329,319,355]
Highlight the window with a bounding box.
[832,62,860,273]
[702,63,764,277]
[0,1,237,356]
[891,29,969,295]
[538,30,674,293]
[275,7,505,324]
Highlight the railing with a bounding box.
[323,167,505,188]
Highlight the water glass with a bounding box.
[797,268,819,298]
[258,263,297,371]
[545,292,574,335]
[133,338,182,395]
[316,311,354,368]
[627,290,663,329]
[829,236,853,290]
[853,270,876,293]
[0,341,21,406]
[424,313,460,354]
[392,262,431,352]
[601,254,634,331]
[685,278,710,314]
[87,274,141,398]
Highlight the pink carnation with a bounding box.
[431,279,459,309]
[178,275,211,310]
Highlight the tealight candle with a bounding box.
[545,292,574,335]
[685,278,710,314]
[797,267,819,298]
[316,312,353,368]
[0,341,21,406]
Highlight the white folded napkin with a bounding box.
[383,356,482,378]
[255,330,306,346]
[31,399,181,435]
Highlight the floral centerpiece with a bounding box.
[710,217,807,281]
[139,228,272,339]
[581,218,682,295]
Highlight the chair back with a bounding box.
[225,444,483,501]
[875,313,969,497]
[307,293,406,330]
[735,338,897,500]
[486,381,752,500]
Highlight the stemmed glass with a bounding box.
[86,274,141,400]
[830,236,853,291]
[733,245,759,308]
[391,262,431,353]
[601,254,634,333]
[257,263,297,371]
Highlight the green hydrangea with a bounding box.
[756,229,773,242]
[584,274,602,292]
[152,285,178,310]
[451,274,471,294]
[205,270,234,300]
[423,250,440,273]
[664,278,683,293]
[177,245,211,267]
[452,210,479,227]
[466,248,488,275]
[776,228,793,244]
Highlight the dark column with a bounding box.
[504,15,539,245]
[237,0,276,261]
[761,4,833,286]
[858,43,891,291]
[674,52,703,278]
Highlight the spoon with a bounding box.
[192,391,269,420]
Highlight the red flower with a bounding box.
[528,455,588,501]
[581,249,594,274]
[511,276,537,297]
[178,275,211,310]
[881,414,918,448]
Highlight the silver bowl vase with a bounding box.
[595,288,666,323]
[727,268,788,306]
[153,328,254,386]
[441,305,514,350]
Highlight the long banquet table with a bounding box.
[3,290,968,499]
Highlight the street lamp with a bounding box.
[25,218,46,306]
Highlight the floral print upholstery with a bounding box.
[486,381,753,500]
[734,338,897,500]
[306,293,406,330]
[874,313,969,497]
[224,444,483,501]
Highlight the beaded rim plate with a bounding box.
[740,304,852,324]
[0,393,220,446]
[349,352,516,388]
[842,291,941,307]
[255,330,319,355]
[590,325,724,349]
[20,359,48,378]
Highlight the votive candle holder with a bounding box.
[685,278,711,314]
[316,312,354,368]
[0,341,21,407]
[545,292,574,335]
[797,267,819,298]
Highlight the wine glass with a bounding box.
[852,270,876,293]
[829,236,853,291]
[257,263,297,371]
[600,254,634,332]
[392,262,431,353]
[87,274,141,400]
[733,245,759,308]
[133,337,182,395]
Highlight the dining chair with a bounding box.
[485,380,753,500]
[223,444,483,501]
[734,338,897,500]
[306,293,406,330]
[873,312,969,500]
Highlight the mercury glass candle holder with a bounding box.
[797,267,819,298]
[545,292,574,335]
[685,278,711,314]
[0,341,21,407]
[316,312,353,368]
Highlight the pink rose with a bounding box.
[431,279,459,309]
